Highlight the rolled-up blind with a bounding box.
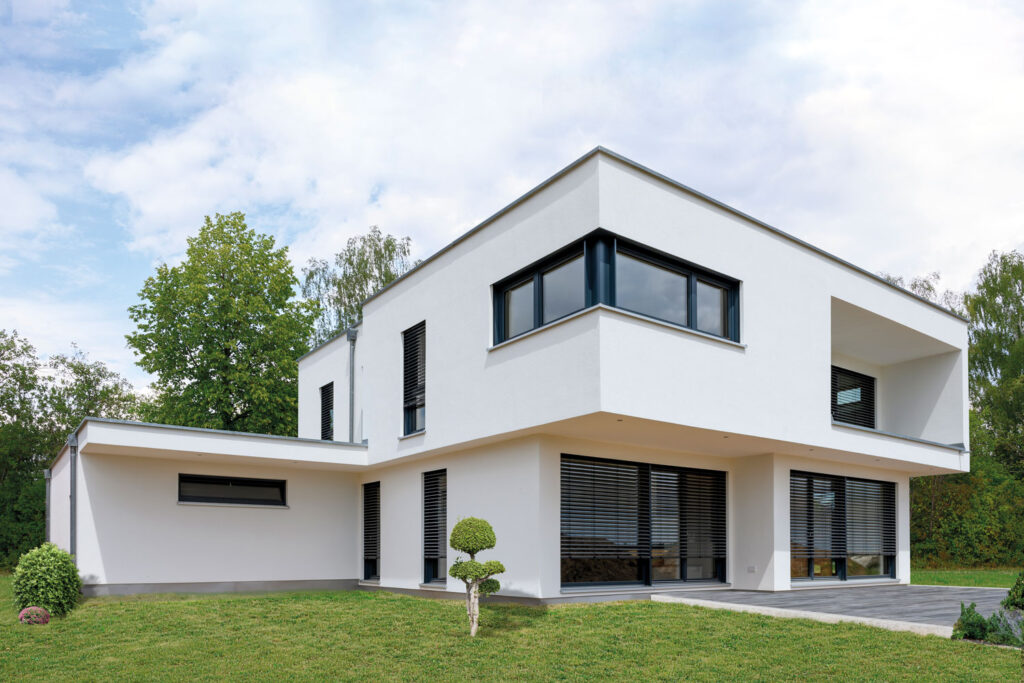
[791,471,894,559]
[831,366,876,429]
[423,469,446,562]
[363,481,380,562]
[320,382,334,441]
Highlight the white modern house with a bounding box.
[47,147,969,602]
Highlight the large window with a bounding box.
[831,366,876,429]
[560,455,726,585]
[423,469,447,584]
[493,231,739,344]
[178,474,286,507]
[403,321,426,435]
[363,482,380,580]
[320,382,334,441]
[790,471,895,580]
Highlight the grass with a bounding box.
[1,575,1019,681]
[913,567,1022,588]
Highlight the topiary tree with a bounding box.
[448,517,505,636]
[11,543,81,617]
[1002,569,1024,611]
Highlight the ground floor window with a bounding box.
[423,469,447,584]
[560,454,726,585]
[178,473,286,506]
[363,481,380,580]
[790,471,896,580]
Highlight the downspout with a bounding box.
[347,328,358,443]
[68,433,78,561]
[44,468,51,542]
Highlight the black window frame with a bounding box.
[790,470,896,581]
[320,382,334,441]
[831,365,876,429]
[493,229,740,344]
[560,454,727,587]
[177,473,287,507]
[363,481,380,580]
[423,469,447,584]
[402,321,426,436]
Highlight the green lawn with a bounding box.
[913,567,1021,588]
[1,576,1019,681]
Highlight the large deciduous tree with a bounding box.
[302,226,416,345]
[127,212,315,436]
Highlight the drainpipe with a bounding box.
[44,468,51,542]
[68,433,78,561]
[347,328,358,443]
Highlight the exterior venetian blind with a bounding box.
[423,469,446,582]
[831,366,876,429]
[679,466,728,560]
[320,382,334,441]
[561,456,644,560]
[363,481,380,580]
[790,471,895,559]
[403,321,426,434]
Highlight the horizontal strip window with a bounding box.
[561,454,727,586]
[178,473,286,507]
[790,470,895,581]
[831,366,875,429]
[493,230,740,344]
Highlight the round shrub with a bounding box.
[18,607,50,625]
[12,543,81,617]
[449,518,496,556]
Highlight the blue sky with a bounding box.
[2,0,1023,387]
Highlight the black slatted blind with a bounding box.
[423,469,446,582]
[790,471,895,560]
[561,455,726,584]
[403,322,426,434]
[320,382,334,440]
[363,481,380,579]
[831,366,876,429]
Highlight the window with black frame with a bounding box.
[560,454,727,586]
[790,471,895,580]
[402,321,426,435]
[493,231,739,345]
[831,366,876,429]
[363,481,380,580]
[423,469,447,583]
[178,474,286,507]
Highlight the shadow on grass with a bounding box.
[476,603,548,636]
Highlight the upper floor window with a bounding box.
[831,365,875,429]
[403,321,426,435]
[493,231,739,344]
[320,382,334,441]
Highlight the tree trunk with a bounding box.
[465,583,472,617]
[469,581,480,637]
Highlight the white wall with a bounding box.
[48,451,71,553]
[75,452,359,586]
[298,335,359,442]
[883,351,963,445]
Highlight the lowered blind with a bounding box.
[831,366,876,429]
[320,382,334,441]
[790,471,895,559]
[561,455,726,583]
[423,469,446,580]
[363,481,380,579]
[403,321,426,434]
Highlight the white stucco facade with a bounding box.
[49,147,968,600]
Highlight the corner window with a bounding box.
[831,366,875,429]
[178,474,286,507]
[402,321,426,435]
[320,382,334,441]
[493,231,740,344]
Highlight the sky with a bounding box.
[2,0,1023,388]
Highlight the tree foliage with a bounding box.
[448,517,504,637]
[127,212,315,436]
[301,226,416,345]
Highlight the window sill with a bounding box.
[830,421,965,453]
[358,579,380,586]
[418,582,448,591]
[489,304,746,352]
[789,578,902,590]
[399,430,425,441]
[177,501,289,509]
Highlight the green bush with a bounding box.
[1001,569,1024,610]
[11,542,81,617]
[985,609,1023,647]
[449,517,496,555]
[952,602,989,641]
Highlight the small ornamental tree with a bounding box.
[448,517,505,636]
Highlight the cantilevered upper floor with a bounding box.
[298,147,969,475]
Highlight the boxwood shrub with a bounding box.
[11,543,82,617]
